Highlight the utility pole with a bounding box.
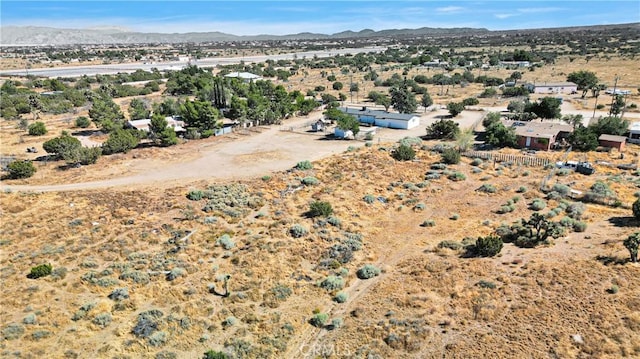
[350,74,353,104]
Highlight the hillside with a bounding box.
[1,142,638,358]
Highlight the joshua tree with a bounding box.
[623,233,639,263]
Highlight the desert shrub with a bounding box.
[327,216,341,227]
[31,330,51,340]
[551,183,570,196]
[27,263,52,279]
[391,144,416,161]
[573,221,587,232]
[330,318,344,329]
[108,287,129,301]
[477,184,497,193]
[398,136,423,147]
[497,205,516,214]
[624,233,639,263]
[222,316,237,327]
[363,194,376,204]
[148,331,168,347]
[421,219,436,227]
[356,264,381,279]
[203,350,229,359]
[295,160,313,170]
[448,172,466,181]
[414,203,426,211]
[2,323,25,340]
[441,148,461,164]
[75,116,91,128]
[308,201,333,217]
[6,160,36,179]
[584,181,617,204]
[309,313,329,328]
[133,309,163,338]
[166,267,186,281]
[187,190,204,200]
[474,235,503,257]
[334,292,348,303]
[529,198,547,211]
[471,158,483,166]
[155,351,177,359]
[319,275,344,291]
[301,176,320,186]
[438,240,462,250]
[425,172,441,180]
[28,121,47,136]
[93,312,112,328]
[119,270,150,284]
[477,280,497,289]
[516,186,528,193]
[289,224,308,238]
[271,284,292,300]
[216,234,235,249]
[23,313,37,325]
[431,163,447,170]
[566,202,586,219]
[450,213,460,220]
[556,168,571,176]
[200,184,263,217]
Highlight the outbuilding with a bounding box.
[598,134,627,152]
[339,107,420,130]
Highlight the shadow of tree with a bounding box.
[607,216,638,228]
[595,255,628,266]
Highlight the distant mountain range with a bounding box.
[1,23,637,46]
[1,26,488,46]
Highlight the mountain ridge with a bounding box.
[2,23,637,46]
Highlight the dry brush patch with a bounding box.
[1,143,638,358]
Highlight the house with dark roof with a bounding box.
[339,107,420,130]
[505,120,573,151]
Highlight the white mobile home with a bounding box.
[339,107,420,130]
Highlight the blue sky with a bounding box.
[2,1,639,35]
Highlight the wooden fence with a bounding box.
[463,151,551,167]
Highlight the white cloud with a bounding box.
[436,6,465,13]
[494,13,517,19]
[516,7,564,14]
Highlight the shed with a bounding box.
[598,134,626,152]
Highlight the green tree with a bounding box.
[588,116,630,136]
[516,213,565,248]
[609,95,625,116]
[89,98,125,132]
[149,114,178,146]
[485,121,517,148]
[6,160,36,179]
[509,71,522,84]
[332,81,343,90]
[623,233,639,263]
[567,70,598,98]
[447,102,465,117]
[633,198,640,221]
[474,235,503,257]
[482,112,502,127]
[227,95,248,122]
[568,126,598,151]
[128,98,150,120]
[390,85,417,114]
[375,95,391,111]
[426,118,460,140]
[27,121,47,136]
[180,100,221,132]
[335,113,360,136]
[43,132,82,159]
[462,97,479,107]
[527,97,562,119]
[562,114,583,129]
[102,129,140,155]
[62,146,102,166]
[420,93,433,112]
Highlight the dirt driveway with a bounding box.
[0,107,481,192]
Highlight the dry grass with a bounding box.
[1,142,639,358]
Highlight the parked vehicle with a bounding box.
[555,161,595,175]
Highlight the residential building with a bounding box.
[505,120,573,151]
[339,107,420,130]
[598,134,627,152]
[527,82,578,95]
